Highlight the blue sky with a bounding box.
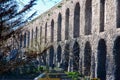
[18,0,62,19]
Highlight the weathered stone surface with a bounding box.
[6,0,120,80]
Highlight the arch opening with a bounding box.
[57,45,62,63]
[73,2,80,38]
[40,27,42,44]
[97,39,106,80]
[24,32,26,48]
[35,27,38,46]
[117,0,120,28]
[20,34,22,48]
[42,51,47,66]
[65,8,70,40]
[45,23,47,43]
[85,0,92,35]
[36,27,38,40]
[57,13,62,41]
[64,43,70,71]
[49,46,54,67]
[31,29,34,46]
[27,31,30,47]
[113,36,120,80]
[73,41,80,71]
[84,41,91,76]
[51,20,54,42]
[100,0,105,32]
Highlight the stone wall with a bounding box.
[7,0,120,80]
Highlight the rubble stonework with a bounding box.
[6,0,120,80]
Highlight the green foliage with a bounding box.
[57,5,62,8]
[48,13,50,16]
[38,66,44,71]
[65,71,99,80]
[65,71,80,80]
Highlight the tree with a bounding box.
[0,0,61,75]
[0,27,53,74]
[0,0,37,40]
[0,0,38,74]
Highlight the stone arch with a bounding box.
[73,41,80,71]
[73,2,80,38]
[51,19,54,42]
[57,13,62,41]
[49,46,54,67]
[45,23,47,43]
[117,0,120,28]
[24,32,26,48]
[85,0,92,35]
[84,41,91,76]
[64,43,70,71]
[97,39,106,80]
[100,0,105,32]
[57,45,62,63]
[113,36,120,80]
[65,8,70,40]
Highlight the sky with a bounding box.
[18,0,62,19]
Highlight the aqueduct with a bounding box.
[6,0,120,79]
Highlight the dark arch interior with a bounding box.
[36,27,38,40]
[100,0,105,32]
[85,0,92,35]
[73,2,80,38]
[113,36,120,80]
[49,46,54,67]
[45,23,47,43]
[32,29,33,40]
[84,41,91,76]
[31,29,34,46]
[97,39,106,80]
[24,32,26,48]
[27,31,30,47]
[40,27,42,44]
[35,27,38,46]
[73,41,80,71]
[42,51,47,65]
[51,20,54,42]
[20,34,22,48]
[57,13,62,41]
[64,43,70,71]
[65,8,69,40]
[117,0,120,28]
[57,45,61,62]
